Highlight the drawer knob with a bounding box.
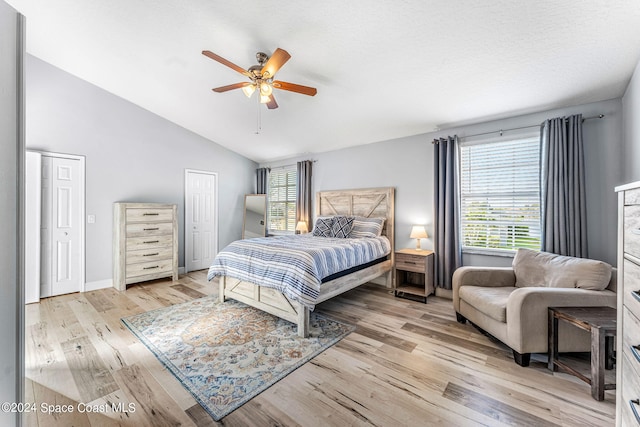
[632,345,640,364]
[143,266,160,270]
[632,228,640,235]
[633,291,640,304]
[143,213,159,216]
[143,253,159,257]
[143,227,160,231]
[143,240,160,244]
[630,399,640,424]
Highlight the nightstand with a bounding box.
[394,248,435,303]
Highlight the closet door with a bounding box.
[40,155,83,297]
[185,170,218,272]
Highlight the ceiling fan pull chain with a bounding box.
[255,92,262,134]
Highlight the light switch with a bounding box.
[87,214,96,224]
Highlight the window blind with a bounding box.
[459,135,541,252]
[267,165,297,232]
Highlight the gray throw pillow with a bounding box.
[312,217,333,237]
[331,216,354,238]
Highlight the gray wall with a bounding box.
[0,1,21,423]
[623,58,640,184]
[263,98,623,267]
[26,55,257,284]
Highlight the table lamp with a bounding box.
[295,221,308,234]
[410,225,428,250]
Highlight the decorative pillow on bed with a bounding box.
[331,216,354,238]
[349,217,385,238]
[312,217,334,237]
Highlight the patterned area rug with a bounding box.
[121,296,354,421]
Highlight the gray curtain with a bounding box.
[540,114,587,257]
[296,160,312,231]
[434,136,461,290]
[256,167,269,194]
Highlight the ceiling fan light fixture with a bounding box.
[259,81,273,96]
[203,48,317,110]
[242,84,256,98]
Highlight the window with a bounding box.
[459,135,541,253]
[267,165,297,232]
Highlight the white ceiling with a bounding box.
[8,0,640,163]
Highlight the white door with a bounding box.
[40,154,83,297]
[185,170,218,272]
[25,151,41,304]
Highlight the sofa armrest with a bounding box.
[452,267,516,313]
[506,287,616,353]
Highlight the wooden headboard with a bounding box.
[315,187,395,254]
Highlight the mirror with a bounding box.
[242,194,267,239]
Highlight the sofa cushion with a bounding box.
[512,248,612,291]
[458,286,518,323]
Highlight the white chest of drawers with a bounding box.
[616,182,640,426]
[113,202,178,291]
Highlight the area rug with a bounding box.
[121,297,354,420]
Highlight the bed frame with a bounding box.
[218,187,395,337]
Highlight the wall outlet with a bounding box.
[87,214,95,224]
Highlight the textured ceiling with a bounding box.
[8,0,640,162]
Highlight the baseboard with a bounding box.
[179,266,186,275]
[84,279,112,292]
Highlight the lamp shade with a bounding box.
[410,225,428,239]
[296,221,308,233]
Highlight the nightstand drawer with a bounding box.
[396,254,426,272]
[394,249,434,303]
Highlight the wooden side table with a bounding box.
[394,248,434,303]
[548,306,616,401]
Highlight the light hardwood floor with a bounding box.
[24,271,616,426]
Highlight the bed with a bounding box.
[208,187,395,337]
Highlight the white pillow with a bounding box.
[348,217,385,238]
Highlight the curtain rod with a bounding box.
[431,114,604,143]
[260,159,317,170]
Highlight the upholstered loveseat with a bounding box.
[452,248,616,366]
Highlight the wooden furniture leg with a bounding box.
[592,326,606,401]
[548,308,559,371]
[605,335,615,370]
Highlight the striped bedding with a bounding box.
[207,234,391,309]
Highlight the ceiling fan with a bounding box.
[202,48,317,109]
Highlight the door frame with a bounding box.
[184,169,218,273]
[37,151,86,294]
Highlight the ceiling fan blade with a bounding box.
[260,48,291,78]
[272,80,317,96]
[202,50,250,77]
[266,94,278,109]
[212,82,251,93]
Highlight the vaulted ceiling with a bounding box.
[8,0,640,162]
